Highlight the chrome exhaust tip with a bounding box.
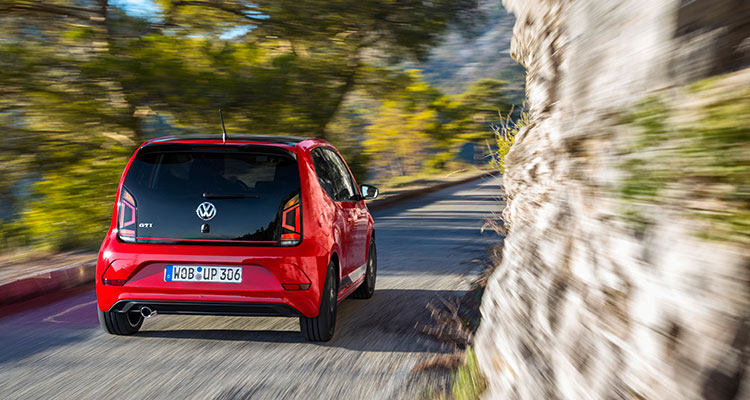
[140,306,155,319]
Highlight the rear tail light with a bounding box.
[117,189,137,243]
[279,194,302,246]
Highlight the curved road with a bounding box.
[0,176,502,400]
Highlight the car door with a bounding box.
[325,150,368,269]
[321,148,368,277]
[310,148,357,278]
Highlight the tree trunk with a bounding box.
[314,51,361,140]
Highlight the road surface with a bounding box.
[0,176,503,400]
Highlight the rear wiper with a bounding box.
[202,192,260,199]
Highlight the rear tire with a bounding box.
[300,260,338,342]
[98,309,143,335]
[352,241,376,299]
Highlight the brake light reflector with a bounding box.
[282,283,311,290]
[118,189,137,243]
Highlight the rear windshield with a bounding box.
[123,144,299,243]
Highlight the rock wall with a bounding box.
[475,1,750,399]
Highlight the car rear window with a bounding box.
[122,144,300,244]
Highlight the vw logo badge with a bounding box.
[196,202,216,221]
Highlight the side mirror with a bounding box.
[360,184,379,200]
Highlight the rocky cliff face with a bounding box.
[475,1,750,399]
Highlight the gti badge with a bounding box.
[196,202,217,221]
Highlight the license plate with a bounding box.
[164,265,242,283]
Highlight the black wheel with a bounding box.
[300,260,338,342]
[98,309,143,335]
[352,241,376,299]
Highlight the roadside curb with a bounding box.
[0,261,96,306]
[0,170,497,306]
[367,170,498,211]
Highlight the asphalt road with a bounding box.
[0,175,503,400]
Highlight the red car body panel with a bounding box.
[96,137,373,318]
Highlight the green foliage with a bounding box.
[0,221,27,252]
[493,105,528,173]
[424,151,456,172]
[363,71,510,179]
[62,27,97,41]
[619,75,750,244]
[21,153,131,251]
[450,347,487,400]
[0,0,493,253]
[363,70,441,176]
[155,0,483,60]
[415,1,525,105]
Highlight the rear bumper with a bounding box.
[97,283,319,317]
[109,300,303,317]
[95,234,331,318]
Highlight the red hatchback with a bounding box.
[96,135,378,341]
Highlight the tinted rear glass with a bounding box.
[123,144,299,243]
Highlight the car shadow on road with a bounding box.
[131,288,468,353]
[137,329,303,342]
[327,288,468,353]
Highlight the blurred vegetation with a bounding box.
[492,105,528,173]
[362,71,510,177]
[449,347,487,400]
[0,0,517,253]
[619,72,750,245]
[413,1,525,105]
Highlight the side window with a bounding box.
[311,147,358,201]
[311,148,337,198]
[321,148,358,201]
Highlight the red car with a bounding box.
[96,135,378,341]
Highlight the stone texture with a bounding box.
[475,1,750,399]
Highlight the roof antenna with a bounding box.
[219,109,227,143]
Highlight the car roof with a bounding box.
[144,134,312,147]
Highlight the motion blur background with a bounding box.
[1,0,749,399]
[0,0,522,253]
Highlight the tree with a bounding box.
[0,0,486,251]
[363,72,511,179]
